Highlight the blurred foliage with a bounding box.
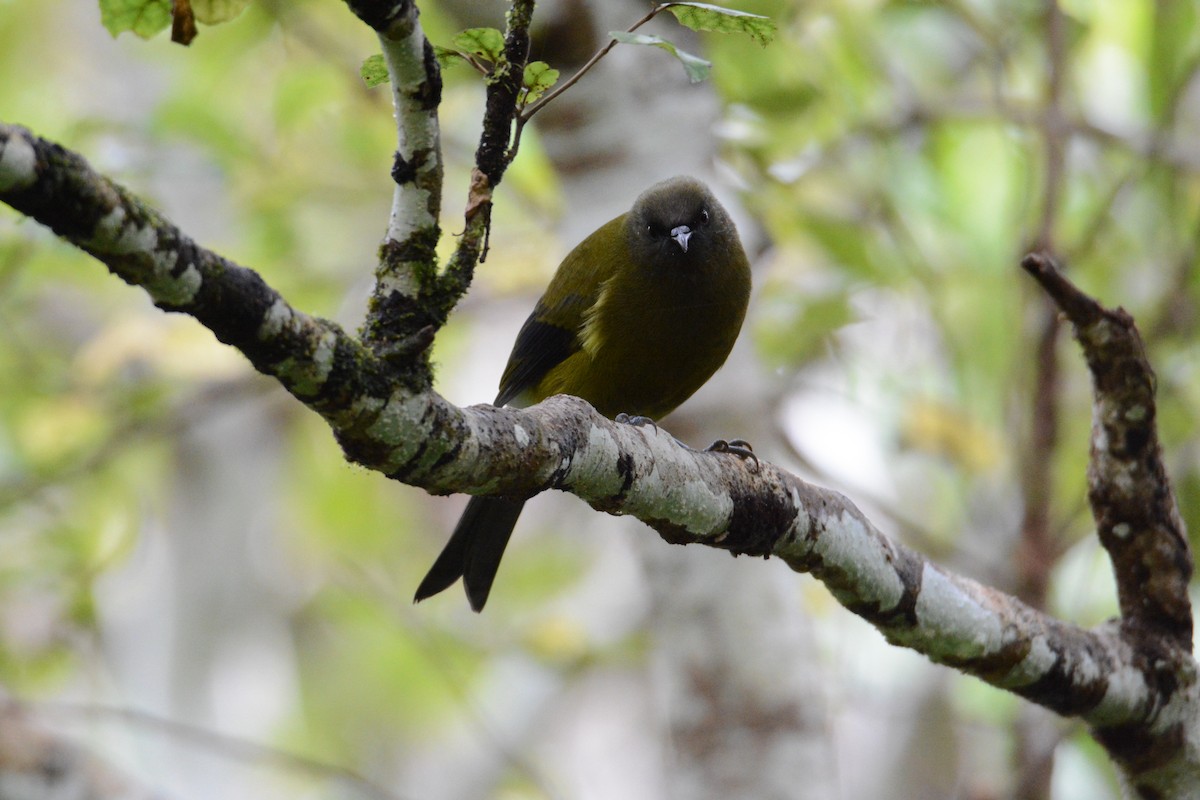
[715,0,1200,544]
[0,0,1199,798]
[101,0,252,38]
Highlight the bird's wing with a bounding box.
[494,215,625,407]
[494,295,587,407]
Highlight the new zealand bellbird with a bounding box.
[415,176,752,611]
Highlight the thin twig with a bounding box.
[1013,6,1069,795]
[506,2,686,161]
[338,563,568,800]
[7,699,407,800]
[517,4,665,122]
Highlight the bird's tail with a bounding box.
[413,497,526,612]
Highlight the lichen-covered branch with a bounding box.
[437,0,535,314]
[1023,253,1193,645]
[343,0,444,367]
[345,0,533,371]
[1021,253,1197,797]
[4,122,1199,797]
[0,124,387,425]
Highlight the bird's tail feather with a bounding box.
[414,497,526,612]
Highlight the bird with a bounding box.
[414,175,752,611]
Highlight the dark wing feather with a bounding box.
[494,214,626,407]
[494,300,582,407]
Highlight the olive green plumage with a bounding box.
[415,176,752,611]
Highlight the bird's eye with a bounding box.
[699,209,710,225]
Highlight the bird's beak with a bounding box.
[670,225,692,253]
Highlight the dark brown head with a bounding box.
[625,176,743,271]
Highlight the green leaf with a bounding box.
[99,0,171,38]
[609,31,711,83]
[451,27,506,63]
[665,2,777,47]
[191,0,250,24]
[521,61,560,104]
[360,54,389,88]
[433,45,467,69]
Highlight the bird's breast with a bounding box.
[555,263,749,419]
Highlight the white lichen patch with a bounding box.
[631,483,715,536]
[95,207,158,255]
[367,392,430,468]
[350,394,387,418]
[1113,522,1132,539]
[912,565,1002,659]
[512,423,530,448]
[87,208,200,306]
[775,484,812,550]
[280,329,337,396]
[997,633,1057,688]
[0,132,36,190]
[569,423,625,495]
[311,329,337,378]
[1125,405,1147,422]
[445,408,487,483]
[1086,321,1113,346]
[662,476,730,535]
[146,261,201,306]
[1112,466,1137,494]
[258,299,293,339]
[813,508,906,610]
[1089,664,1151,725]
[1091,410,1109,451]
[609,437,731,535]
[375,266,420,299]
[387,186,437,241]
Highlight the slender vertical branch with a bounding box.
[378,9,443,278]
[437,0,535,314]
[1013,4,1070,796]
[1033,0,1067,251]
[1022,253,1193,643]
[474,1,534,188]
[344,0,445,366]
[1016,0,1069,612]
[1015,0,1070,609]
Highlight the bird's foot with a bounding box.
[615,413,658,431]
[705,438,759,471]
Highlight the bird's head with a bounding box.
[627,176,737,270]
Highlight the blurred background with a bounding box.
[1,0,1199,798]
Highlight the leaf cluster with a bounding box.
[363,2,774,114]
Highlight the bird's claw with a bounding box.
[705,438,759,471]
[615,413,658,431]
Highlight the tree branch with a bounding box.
[341,0,445,390]
[516,3,665,122]
[0,701,164,800]
[346,0,445,360]
[3,63,1199,800]
[436,0,535,312]
[9,699,401,800]
[1021,251,1196,797]
[1021,253,1193,644]
[0,124,386,421]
